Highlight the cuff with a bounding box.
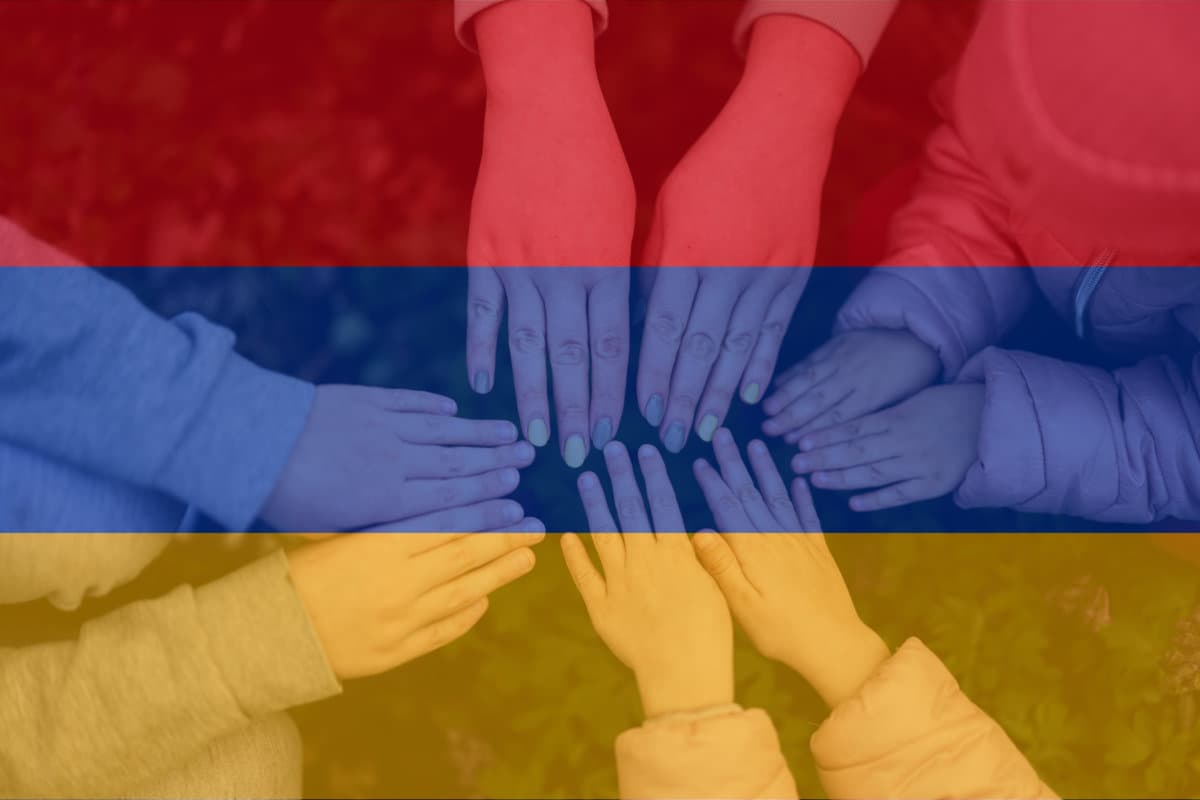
[156,344,315,532]
[455,0,609,52]
[194,547,342,718]
[734,0,899,64]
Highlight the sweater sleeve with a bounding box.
[0,253,314,532]
[615,706,798,799]
[734,0,899,64]
[952,344,1200,523]
[0,549,342,799]
[811,638,1057,800]
[455,0,608,52]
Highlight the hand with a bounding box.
[762,329,941,442]
[467,267,630,468]
[790,384,986,512]
[287,529,545,679]
[261,385,535,532]
[637,267,808,454]
[689,429,889,708]
[562,442,734,719]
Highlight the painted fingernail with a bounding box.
[742,383,761,405]
[564,435,587,469]
[645,394,665,427]
[514,442,535,461]
[664,422,686,454]
[592,417,614,451]
[527,418,550,448]
[697,415,719,443]
[473,370,490,395]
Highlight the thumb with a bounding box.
[692,531,754,602]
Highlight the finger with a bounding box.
[363,499,527,533]
[389,596,490,665]
[396,468,521,518]
[639,205,666,268]
[745,438,802,531]
[662,274,738,453]
[364,387,460,416]
[762,380,855,438]
[694,284,774,441]
[416,530,546,587]
[506,279,552,449]
[604,441,652,535]
[773,339,836,388]
[691,531,758,604]
[711,428,777,532]
[791,437,897,475]
[636,444,686,535]
[789,478,824,533]
[740,275,805,407]
[577,471,619,533]
[587,273,630,452]
[395,415,519,446]
[482,517,546,535]
[466,267,505,395]
[545,276,592,468]
[637,268,698,429]
[405,441,535,479]
[693,458,755,533]
[850,479,933,512]
[562,532,607,609]
[809,459,910,492]
[416,546,538,623]
[796,415,892,452]
[762,358,838,418]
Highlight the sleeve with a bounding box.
[952,344,1200,524]
[833,126,1036,379]
[455,0,609,52]
[734,0,899,65]
[614,705,798,800]
[0,248,314,532]
[810,638,1057,800]
[0,549,342,799]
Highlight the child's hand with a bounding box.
[261,385,535,532]
[762,329,941,442]
[467,267,629,468]
[562,442,734,719]
[287,528,544,679]
[637,267,808,453]
[790,384,985,512]
[690,429,889,708]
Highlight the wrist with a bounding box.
[635,664,735,720]
[789,622,890,710]
[476,0,600,100]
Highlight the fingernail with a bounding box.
[501,468,520,487]
[527,418,550,448]
[514,442,535,461]
[697,414,719,443]
[579,472,598,490]
[564,435,587,469]
[504,502,523,523]
[645,394,665,427]
[792,456,809,472]
[664,422,686,454]
[441,397,459,414]
[742,383,761,405]
[473,370,490,395]
[592,417,614,451]
[498,421,518,442]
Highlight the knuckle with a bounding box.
[436,485,459,506]
[616,496,644,520]
[592,330,626,361]
[717,493,742,515]
[649,312,684,345]
[672,392,698,412]
[722,329,756,355]
[867,464,888,483]
[705,387,733,409]
[767,493,791,511]
[648,491,675,510]
[470,298,500,321]
[762,321,786,341]
[850,442,867,460]
[551,339,587,367]
[439,450,465,476]
[510,326,546,355]
[517,389,545,407]
[829,408,845,424]
[736,487,761,505]
[684,332,718,361]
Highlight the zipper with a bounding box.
[1074,249,1117,339]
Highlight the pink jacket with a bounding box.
[614,638,1056,800]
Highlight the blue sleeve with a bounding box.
[0,266,314,531]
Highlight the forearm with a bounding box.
[475,0,601,102]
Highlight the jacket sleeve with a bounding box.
[0,549,342,799]
[953,343,1200,523]
[811,638,1057,800]
[615,705,798,800]
[0,223,314,532]
[455,0,609,51]
[734,0,899,64]
[834,125,1036,379]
